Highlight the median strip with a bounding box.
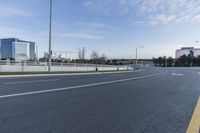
[186,97,200,133]
[0,71,167,99]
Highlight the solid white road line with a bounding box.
[0,71,167,99]
[3,79,60,85]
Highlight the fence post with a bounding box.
[45,62,47,72]
[21,61,24,72]
[61,63,63,71]
[6,59,10,65]
[24,61,26,72]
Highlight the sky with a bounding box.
[1,0,200,59]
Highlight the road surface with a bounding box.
[0,68,199,133]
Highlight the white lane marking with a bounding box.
[3,79,60,85]
[0,71,167,99]
[172,73,184,76]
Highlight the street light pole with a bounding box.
[135,48,138,66]
[135,46,143,66]
[48,0,52,72]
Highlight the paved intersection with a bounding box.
[0,68,199,133]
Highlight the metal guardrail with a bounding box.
[0,60,128,68]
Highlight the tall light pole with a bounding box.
[48,0,52,72]
[135,46,144,66]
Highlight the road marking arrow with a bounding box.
[171,73,184,76]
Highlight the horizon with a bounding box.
[1,0,200,59]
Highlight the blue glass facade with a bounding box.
[0,38,16,60]
[29,42,36,60]
[0,38,36,61]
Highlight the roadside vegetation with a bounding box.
[153,55,200,67]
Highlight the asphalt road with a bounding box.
[0,68,200,133]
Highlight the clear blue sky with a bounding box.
[1,0,200,59]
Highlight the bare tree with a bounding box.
[82,47,86,60]
[78,47,86,60]
[101,54,106,59]
[100,53,107,64]
[91,51,99,60]
[78,48,82,60]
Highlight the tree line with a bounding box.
[153,54,200,67]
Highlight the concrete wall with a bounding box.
[0,65,131,72]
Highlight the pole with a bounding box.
[48,0,52,72]
[136,48,138,66]
[166,57,168,67]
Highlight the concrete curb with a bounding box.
[0,70,144,78]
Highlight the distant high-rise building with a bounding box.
[175,47,200,58]
[29,42,36,60]
[0,38,37,61]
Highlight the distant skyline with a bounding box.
[1,0,200,59]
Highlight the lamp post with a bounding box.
[48,0,52,72]
[165,56,168,67]
[135,46,144,66]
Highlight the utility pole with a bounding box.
[48,0,52,72]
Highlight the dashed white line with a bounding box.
[0,71,167,99]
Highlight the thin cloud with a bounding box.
[78,22,110,29]
[0,26,27,38]
[84,0,200,25]
[148,14,177,25]
[0,4,31,17]
[61,33,104,40]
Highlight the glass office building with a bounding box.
[13,41,29,61]
[0,38,16,60]
[29,42,36,60]
[0,38,37,61]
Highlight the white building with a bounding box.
[175,47,200,58]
